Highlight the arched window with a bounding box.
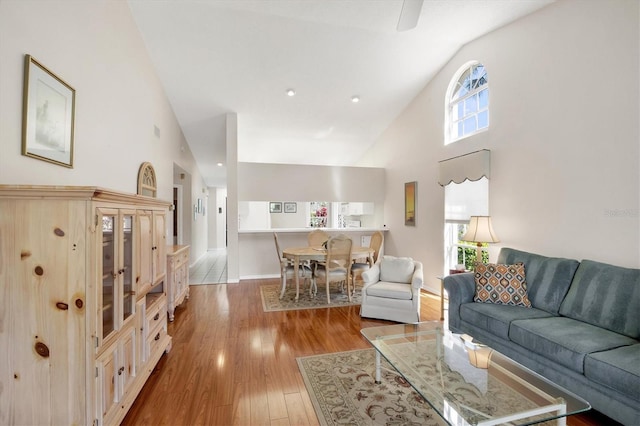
[445,62,489,144]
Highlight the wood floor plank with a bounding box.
[121,279,617,426]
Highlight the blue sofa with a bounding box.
[444,248,639,425]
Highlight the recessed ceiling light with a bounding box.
[351,95,360,103]
[286,89,296,97]
[217,162,223,167]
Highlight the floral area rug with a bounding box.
[297,349,443,426]
[260,282,362,312]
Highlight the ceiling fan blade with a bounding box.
[397,0,424,32]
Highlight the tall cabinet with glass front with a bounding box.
[0,186,171,426]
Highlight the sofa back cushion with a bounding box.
[497,248,579,315]
[380,255,414,284]
[559,260,640,339]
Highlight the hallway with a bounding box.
[189,248,227,284]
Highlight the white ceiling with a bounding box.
[128,0,554,187]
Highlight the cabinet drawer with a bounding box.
[147,326,168,358]
[145,295,166,334]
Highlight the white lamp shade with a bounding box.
[462,216,499,243]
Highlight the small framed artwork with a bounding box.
[22,55,76,168]
[269,202,282,213]
[284,202,297,213]
[405,181,416,226]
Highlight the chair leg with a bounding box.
[326,278,331,304]
[279,274,287,299]
[347,275,352,302]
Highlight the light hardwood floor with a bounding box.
[122,280,618,426]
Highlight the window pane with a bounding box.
[457,121,464,138]
[452,101,463,120]
[464,95,477,114]
[478,88,489,109]
[463,116,477,134]
[478,110,489,129]
[453,83,468,100]
[472,65,487,88]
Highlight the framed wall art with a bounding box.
[22,55,76,168]
[269,202,282,213]
[284,202,297,213]
[405,181,416,226]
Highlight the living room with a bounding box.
[0,0,637,425]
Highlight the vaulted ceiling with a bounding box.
[128,0,554,187]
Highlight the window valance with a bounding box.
[438,149,490,186]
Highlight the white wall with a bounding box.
[359,0,639,293]
[0,0,208,261]
[238,162,385,202]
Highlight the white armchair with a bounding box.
[359,256,423,323]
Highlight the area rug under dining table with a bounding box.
[260,282,362,312]
[297,348,439,425]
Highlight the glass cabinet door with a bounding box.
[101,212,116,339]
[98,208,136,344]
[122,213,134,322]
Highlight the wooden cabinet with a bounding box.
[137,210,167,297]
[166,245,190,321]
[0,186,172,426]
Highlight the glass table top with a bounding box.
[361,322,590,426]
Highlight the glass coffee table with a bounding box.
[361,322,590,426]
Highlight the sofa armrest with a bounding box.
[411,261,424,290]
[444,272,475,331]
[362,263,380,285]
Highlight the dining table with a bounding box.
[282,245,374,301]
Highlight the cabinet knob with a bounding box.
[154,333,160,341]
[118,366,124,375]
[153,313,160,321]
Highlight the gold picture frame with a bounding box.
[405,181,416,226]
[22,55,76,168]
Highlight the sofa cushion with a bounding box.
[365,281,413,300]
[473,263,531,307]
[497,248,579,315]
[584,344,640,403]
[460,303,552,340]
[509,317,637,373]
[559,260,640,339]
[379,256,414,284]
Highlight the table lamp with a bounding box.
[462,216,499,264]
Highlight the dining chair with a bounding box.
[307,229,329,247]
[273,232,312,299]
[313,234,353,304]
[351,231,384,290]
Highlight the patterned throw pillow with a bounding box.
[474,263,532,307]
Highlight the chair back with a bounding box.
[325,234,353,272]
[273,232,284,265]
[308,229,329,247]
[369,231,384,263]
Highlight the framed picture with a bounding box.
[269,202,282,213]
[22,55,75,168]
[405,181,416,226]
[284,202,297,213]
